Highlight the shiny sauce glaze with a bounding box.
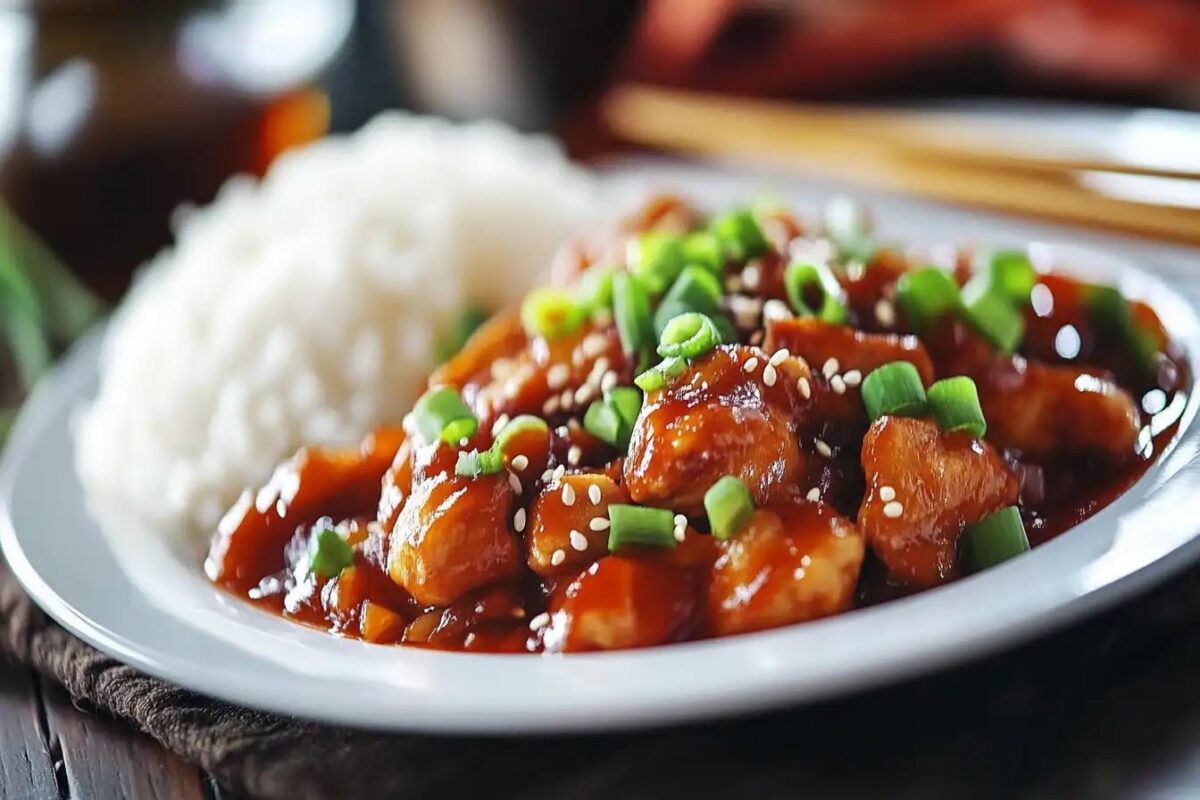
[205,197,1191,652]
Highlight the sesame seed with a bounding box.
[540,469,553,482]
[879,485,896,502]
[763,364,778,386]
[551,549,566,566]
[726,276,743,293]
[674,514,688,527]
[843,369,862,387]
[503,380,520,399]
[582,332,608,358]
[801,555,812,567]
[601,371,618,392]
[822,358,839,379]
[553,464,566,482]
[547,363,570,389]
[491,414,511,437]
[793,567,807,580]
[543,396,560,415]
[570,530,589,551]
[529,612,551,631]
[459,437,469,447]
[561,483,576,506]
[815,438,833,458]
[673,526,686,542]
[464,632,476,647]
[588,484,602,505]
[507,472,523,494]
[769,348,790,366]
[513,508,527,532]
[743,357,759,373]
[830,375,846,394]
[883,501,904,518]
[806,487,820,502]
[589,517,610,531]
[762,299,793,323]
[797,377,812,399]
[875,299,896,327]
[574,383,596,405]
[741,263,761,291]
[560,388,574,409]
[511,454,529,472]
[491,358,516,381]
[567,445,582,466]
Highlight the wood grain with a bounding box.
[0,659,58,799]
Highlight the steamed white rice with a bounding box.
[75,113,598,551]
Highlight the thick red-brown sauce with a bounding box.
[205,211,1191,654]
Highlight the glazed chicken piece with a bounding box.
[859,416,1019,586]
[387,442,523,606]
[526,473,628,577]
[624,345,809,515]
[402,584,531,653]
[430,309,527,390]
[206,428,405,593]
[708,493,864,637]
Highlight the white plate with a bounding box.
[4,162,1200,734]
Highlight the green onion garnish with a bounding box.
[607,504,678,551]
[613,271,654,364]
[895,267,961,330]
[966,506,1029,570]
[927,376,986,438]
[861,361,928,421]
[627,233,685,295]
[607,386,643,429]
[493,414,550,454]
[683,230,724,274]
[784,262,848,325]
[308,528,354,579]
[823,195,875,263]
[583,400,624,448]
[412,386,478,445]
[710,209,769,261]
[455,447,504,478]
[657,312,721,359]
[977,249,1036,304]
[520,287,585,340]
[575,264,618,312]
[653,265,724,338]
[634,356,688,392]
[704,476,755,541]
[434,306,490,364]
[965,289,1025,355]
[1087,285,1160,372]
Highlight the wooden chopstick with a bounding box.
[602,85,1200,245]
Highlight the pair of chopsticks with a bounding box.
[602,85,1200,245]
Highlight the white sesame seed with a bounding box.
[879,485,896,502]
[547,363,570,389]
[674,514,687,527]
[529,612,551,631]
[673,526,686,542]
[806,487,820,502]
[507,472,523,494]
[769,348,790,366]
[741,263,761,291]
[567,445,582,466]
[570,530,589,551]
[797,377,812,399]
[560,388,574,409]
[588,484,602,505]
[761,299,792,323]
[464,632,476,647]
[553,464,566,482]
[830,375,846,394]
[793,567,807,580]
[582,332,608,358]
[843,369,862,387]
[561,483,576,506]
[491,414,511,437]
[513,508,527,532]
[540,469,553,482]
[551,549,566,566]
[543,396,560,415]
[511,454,529,472]
[743,357,759,373]
[491,358,516,381]
[459,437,469,447]
[763,364,778,386]
[815,438,833,458]
[589,517,610,531]
[574,383,597,405]
[875,299,896,327]
[822,358,840,379]
[503,380,520,399]
[801,555,812,567]
[601,371,618,392]
[883,501,904,518]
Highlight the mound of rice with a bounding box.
[75,113,599,552]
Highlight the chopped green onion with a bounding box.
[520,288,585,339]
[308,528,354,579]
[784,262,848,325]
[710,209,769,261]
[627,233,685,295]
[583,400,624,448]
[412,386,478,445]
[966,506,1029,570]
[455,447,504,478]
[682,230,724,273]
[823,195,875,263]
[634,356,687,392]
[927,376,986,438]
[965,289,1025,355]
[657,312,721,359]
[607,386,643,428]
[434,306,490,364]
[493,414,550,455]
[607,504,678,551]
[861,361,928,421]
[976,249,1036,304]
[612,271,654,364]
[704,476,755,541]
[576,265,618,312]
[653,265,723,338]
[895,267,961,330]
[1087,285,1161,372]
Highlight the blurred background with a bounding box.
[4,0,1200,431]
